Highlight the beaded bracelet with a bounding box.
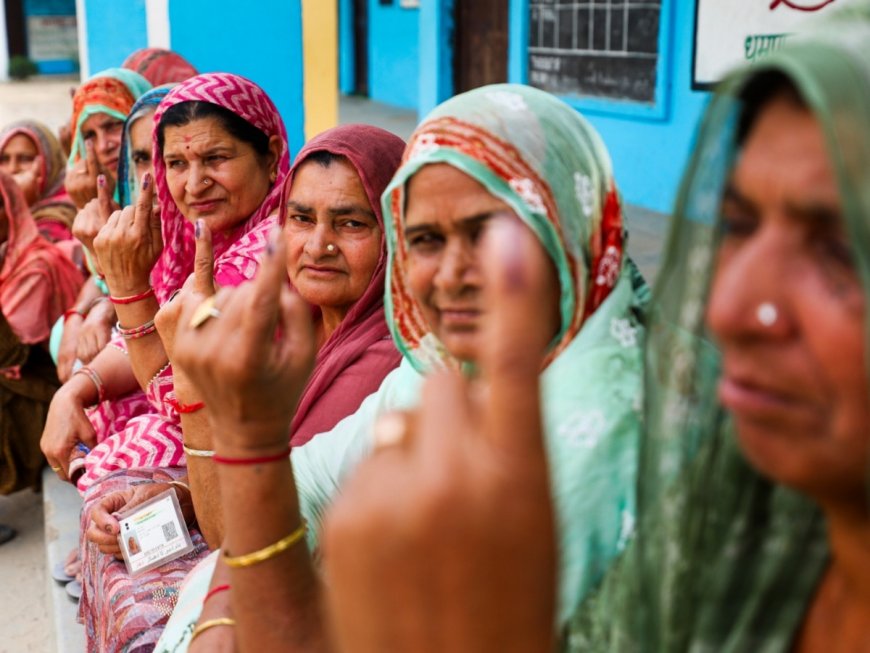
[223,520,308,569]
[183,445,215,458]
[73,366,106,404]
[189,617,235,644]
[110,287,155,305]
[116,319,157,340]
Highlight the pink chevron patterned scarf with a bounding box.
[149,73,291,303]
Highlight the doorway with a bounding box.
[453,0,508,94]
[353,0,369,96]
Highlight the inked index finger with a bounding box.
[132,172,154,229]
[478,215,553,454]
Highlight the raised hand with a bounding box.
[155,220,216,362]
[321,216,558,653]
[11,154,43,206]
[75,299,115,364]
[171,226,316,453]
[93,173,163,298]
[66,140,108,209]
[72,173,117,265]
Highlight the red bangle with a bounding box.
[63,308,86,322]
[166,397,206,414]
[203,584,231,606]
[213,446,292,466]
[109,287,155,305]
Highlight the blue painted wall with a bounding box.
[418,0,453,117]
[367,0,419,110]
[508,0,711,214]
[83,0,147,75]
[168,0,305,156]
[339,0,355,94]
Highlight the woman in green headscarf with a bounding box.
[566,5,870,652]
[154,84,649,651]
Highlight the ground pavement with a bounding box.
[0,78,670,653]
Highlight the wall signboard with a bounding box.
[693,0,854,88]
[528,1,662,104]
[27,15,78,62]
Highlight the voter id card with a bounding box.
[117,488,194,576]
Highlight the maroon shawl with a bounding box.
[286,125,405,446]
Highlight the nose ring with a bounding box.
[326,244,336,253]
[756,302,778,327]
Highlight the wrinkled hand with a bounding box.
[172,226,315,451]
[86,482,195,559]
[72,174,116,263]
[93,173,163,298]
[322,217,558,653]
[65,140,109,209]
[40,380,98,481]
[75,299,115,364]
[156,221,216,362]
[11,155,43,206]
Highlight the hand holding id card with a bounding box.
[116,487,195,576]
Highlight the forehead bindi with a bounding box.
[163,118,236,157]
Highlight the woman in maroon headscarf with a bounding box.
[283,124,405,445]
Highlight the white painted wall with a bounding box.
[75,0,89,79]
[146,0,170,48]
[0,0,9,82]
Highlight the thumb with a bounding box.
[193,220,216,296]
[479,215,553,454]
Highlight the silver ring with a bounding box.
[757,302,778,327]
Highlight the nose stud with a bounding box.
[202,178,211,186]
[326,244,336,253]
[756,302,778,327]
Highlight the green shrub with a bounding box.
[9,55,38,80]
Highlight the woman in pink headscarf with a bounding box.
[77,124,406,651]
[0,172,83,541]
[40,73,289,491]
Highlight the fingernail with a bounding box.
[195,219,203,239]
[142,173,151,190]
[97,174,105,188]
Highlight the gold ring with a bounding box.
[189,296,221,329]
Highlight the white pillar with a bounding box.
[0,0,9,82]
[146,0,170,49]
[75,0,89,79]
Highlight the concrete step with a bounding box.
[42,468,85,653]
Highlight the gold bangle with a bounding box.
[223,521,308,569]
[189,617,236,644]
